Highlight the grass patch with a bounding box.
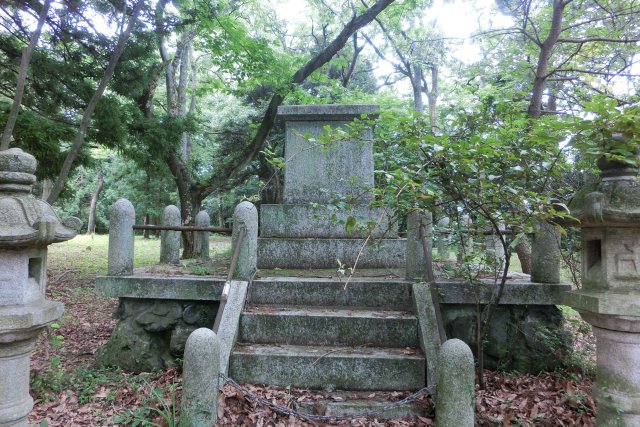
[47,234,232,276]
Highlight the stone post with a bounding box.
[435,339,475,427]
[406,210,432,281]
[180,328,219,427]
[457,215,473,263]
[485,220,506,263]
[435,217,450,261]
[193,211,210,259]
[563,157,640,425]
[0,148,79,427]
[232,202,258,280]
[160,205,181,265]
[531,220,561,283]
[108,199,135,276]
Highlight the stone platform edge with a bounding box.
[95,275,226,300]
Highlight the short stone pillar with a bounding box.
[457,215,473,262]
[485,220,506,263]
[0,148,80,427]
[108,199,135,275]
[563,158,640,425]
[435,338,475,427]
[435,217,450,261]
[406,210,432,280]
[193,211,210,259]
[160,205,181,265]
[531,220,561,283]
[180,328,219,427]
[232,202,258,280]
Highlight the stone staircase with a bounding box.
[228,277,425,391]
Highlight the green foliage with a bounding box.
[571,96,640,166]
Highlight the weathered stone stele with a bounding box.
[0,148,80,427]
[258,105,405,269]
[564,157,640,426]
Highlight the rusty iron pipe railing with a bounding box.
[213,227,246,332]
[132,224,232,234]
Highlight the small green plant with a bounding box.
[113,383,179,427]
[190,265,212,276]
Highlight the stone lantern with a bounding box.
[564,157,640,425]
[0,148,80,427]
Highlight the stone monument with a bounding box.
[564,156,640,425]
[258,105,405,269]
[0,148,80,426]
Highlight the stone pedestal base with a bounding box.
[257,237,406,269]
[581,313,640,426]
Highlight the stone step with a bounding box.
[239,305,419,348]
[296,392,430,419]
[257,237,406,269]
[248,278,413,310]
[229,344,425,391]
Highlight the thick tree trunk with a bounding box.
[86,169,104,234]
[1,0,51,150]
[143,213,151,239]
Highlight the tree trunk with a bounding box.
[143,213,150,239]
[516,238,532,274]
[86,169,104,234]
[527,0,565,119]
[427,65,438,132]
[47,1,143,204]
[1,0,51,150]
[411,65,423,112]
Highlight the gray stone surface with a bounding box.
[413,282,442,388]
[257,237,406,269]
[278,105,378,204]
[435,217,451,261]
[232,202,258,280]
[406,211,431,281]
[239,306,418,347]
[108,199,135,276]
[435,280,570,305]
[531,221,561,283]
[216,280,248,376]
[485,220,506,262]
[95,275,225,300]
[160,205,181,265]
[97,298,219,372]
[180,328,219,427]
[435,339,475,427]
[193,211,210,259]
[260,204,397,238]
[229,344,424,391]
[247,278,413,311]
[457,215,473,262]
